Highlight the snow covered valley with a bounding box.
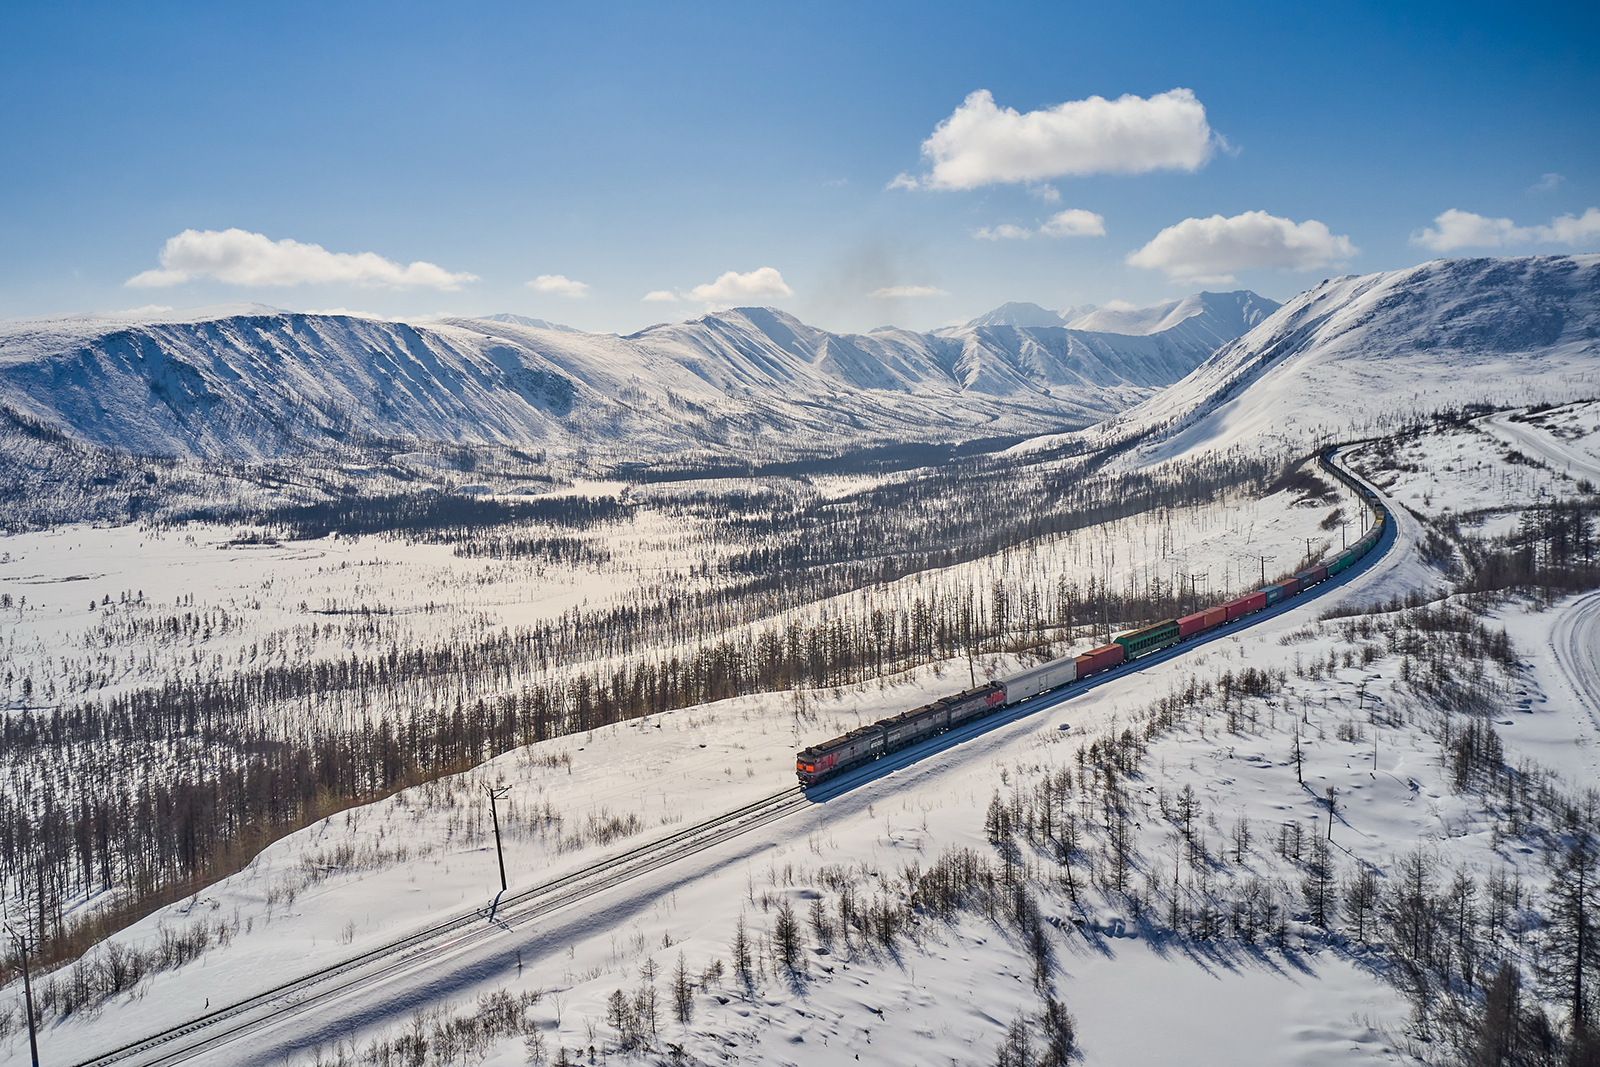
[2,258,1599,1067]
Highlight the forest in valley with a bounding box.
[1,406,1597,1066]
[0,431,1358,973]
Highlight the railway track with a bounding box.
[73,785,811,1067]
[67,445,1397,1067]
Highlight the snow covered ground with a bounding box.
[3,293,1598,1063]
[20,424,1595,1067]
[0,460,1349,722]
[13,546,1420,1066]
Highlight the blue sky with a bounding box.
[1,0,1595,333]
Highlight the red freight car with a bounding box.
[1178,603,1229,638]
[1074,643,1125,678]
[1223,591,1268,622]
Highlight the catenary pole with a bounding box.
[5,924,40,1067]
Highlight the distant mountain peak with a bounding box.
[475,313,582,333]
[1063,290,1278,338]
[964,302,1069,329]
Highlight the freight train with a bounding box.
[796,449,1388,787]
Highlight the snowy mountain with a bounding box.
[963,291,1278,344]
[1063,290,1280,343]
[474,312,583,333]
[963,301,1095,328]
[1089,255,1600,466]
[0,301,1248,467]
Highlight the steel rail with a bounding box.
[68,443,1396,1067]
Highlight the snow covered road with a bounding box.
[1550,589,1600,742]
[1482,410,1600,484]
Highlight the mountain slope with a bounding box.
[963,301,1093,328]
[474,313,582,333]
[0,302,1237,467]
[963,290,1278,344]
[1091,255,1600,466]
[1063,290,1280,344]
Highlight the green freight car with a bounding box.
[1114,619,1181,660]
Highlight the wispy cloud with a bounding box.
[526,274,590,298]
[973,223,1034,241]
[868,285,948,298]
[125,228,477,289]
[1530,173,1565,193]
[642,290,679,303]
[974,209,1106,241]
[1410,207,1600,251]
[1127,210,1356,283]
[892,88,1216,191]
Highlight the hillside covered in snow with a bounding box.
[1082,255,1600,467]
[0,294,1268,469]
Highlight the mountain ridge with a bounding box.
[1047,255,1600,468]
[0,297,1254,466]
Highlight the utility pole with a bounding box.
[1302,537,1317,566]
[1243,552,1275,588]
[484,784,511,919]
[5,922,40,1067]
[1340,519,1350,551]
[1187,573,1208,615]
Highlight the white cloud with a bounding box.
[1039,209,1107,238]
[868,285,949,298]
[1541,208,1600,244]
[1127,211,1356,283]
[1410,207,1600,251]
[526,274,590,298]
[904,88,1215,191]
[1029,184,1061,202]
[1410,209,1532,252]
[643,268,794,307]
[125,228,477,290]
[683,267,792,303]
[974,209,1106,241]
[1530,172,1565,192]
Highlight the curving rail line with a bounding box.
[67,444,1396,1067]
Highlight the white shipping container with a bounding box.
[1007,658,1077,702]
